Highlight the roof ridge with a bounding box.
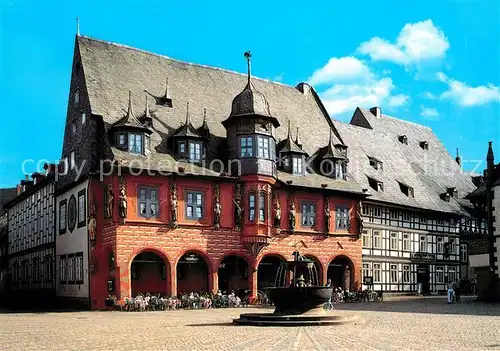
[78,35,295,90]
[358,107,432,131]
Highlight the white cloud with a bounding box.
[308,56,372,86]
[273,73,284,82]
[320,77,396,115]
[422,91,437,100]
[389,94,410,107]
[358,20,449,65]
[420,106,439,119]
[437,72,500,106]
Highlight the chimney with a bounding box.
[369,106,381,118]
[16,184,22,195]
[44,163,56,176]
[455,148,461,166]
[31,172,45,185]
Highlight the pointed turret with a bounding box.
[139,94,153,128]
[111,91,151,132]
[455,148,461,166]
[200,108,210,138]
[161,77,173,107]
[295,127,302,148]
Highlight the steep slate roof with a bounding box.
[333,108,476,214]
[0,188,16,214]
[77,36,361,193]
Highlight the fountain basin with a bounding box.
[233,312,358,326]
[266,286,333,315]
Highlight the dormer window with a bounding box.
[420,141,429,150]
[178,141,186,154]
[368,156,383,170]
[292,156,304,175]
[398,182,414,198]
[368,177,384,191]
[74,89,80,104]
[189,141,202,162]
[398,135,408,145]
[129,133,143,154]
[118,133,127,147]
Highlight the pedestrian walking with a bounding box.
[447,281,454,304]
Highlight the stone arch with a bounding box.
[304,254,324,286]
[217,254,250,296]
[176,250,212,294]
[257,254,287,290]
[327,255,355,290]
[129,248,171,297]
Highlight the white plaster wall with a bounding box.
[469,254,489,268]
[56,179,89,298]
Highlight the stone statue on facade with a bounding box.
[324,198,331,235]
[273,199,281,229]
[118,185,127,220]
[233,198,243,232]
[214,197,222,229]
[88,214,97,243]
[171,186,178,227]
[288,200,296,233]
[105,185,114,219]
[357,202,363,235]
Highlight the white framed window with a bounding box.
[390,210,399,219]
[139,186,159,218]
[75,254,83,282]
[419,235,426,252]
[68,256,74,282]
[390,232,398,250]
[240,136,253,157]
[373,263,381,283]
[70,151,75,170]
[178,141,186,154]
[362,263,370,279]
[335,206,349,229]
[427,236,433,253]
[81,111,86,124]
[373,206,382,217]
[186,191,203,220]
[437,237,444,253]
[128,133,143,154]
[257,136,270,159]
[402,233,410,251]
[259,192,266,222]
[249,194,256,222]
[71,122,77,135]
[189,141,202,162]
[390,264,398,283]
[403,265,410,283]
[373,230,381,248]
[301,202,316,227]
[59,256,66,283]
[436,266,444,283]
[59,202,67,232]
[292,156,303,175]
[362,230,371,248]
[78,193,85,224]
[74,89,79,104]
[460,244,468,262]
[448,267,457,283]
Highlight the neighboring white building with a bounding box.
[56,179,90,308]
[5,168,56,307]
[360,202,461,294]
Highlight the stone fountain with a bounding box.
[233,251,357,326]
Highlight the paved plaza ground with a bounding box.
[1,296,499,350]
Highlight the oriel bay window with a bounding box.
[116,132,151,155]
[301,202,316,227]
[248,193,266,223]
[138,186,159,218]
[186,191,203,220]
[240,136,253,157]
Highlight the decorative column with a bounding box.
[250,263,258,302]
[211,268,218,294]
[169,265,177,297]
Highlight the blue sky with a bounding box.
[1,0,499,187]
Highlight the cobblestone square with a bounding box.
[1,297,499,351]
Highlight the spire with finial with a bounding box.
[287,120,292,138]
[487,141,494,163]
[185,102,190,125]
[329,129,333,145]
[455,148,461,166]
[244,51,252,84]
[144,94,151,118]
[76,17,80,36]
[161,77,173,107]
[126,90,135,119]
[201,108,210,136]
[295,127,302,148]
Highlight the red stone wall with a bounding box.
[88,173,362,309]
